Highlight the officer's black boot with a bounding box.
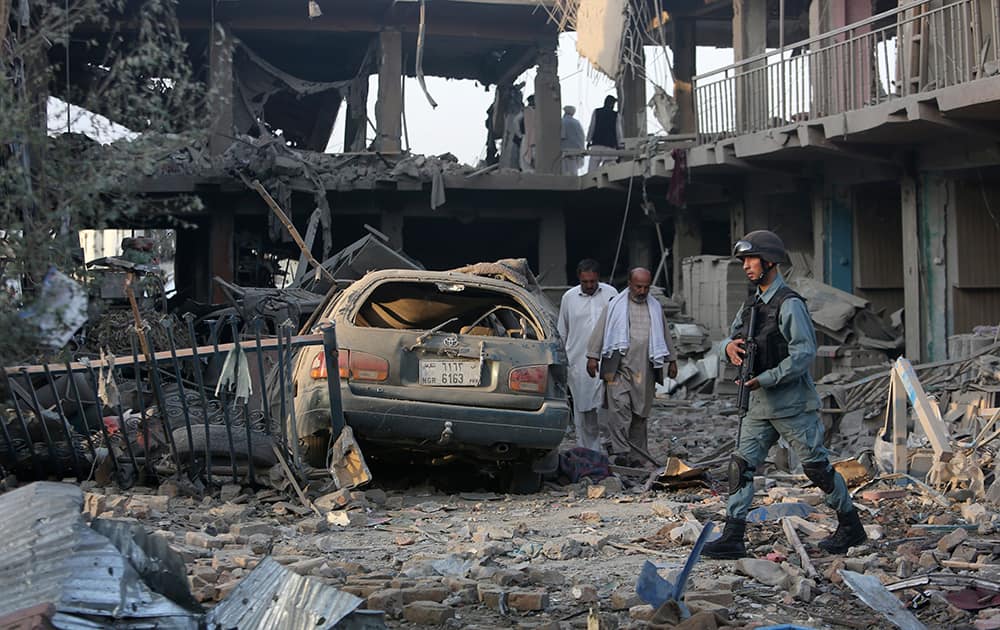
[702,518,747,559]
[818,509,867,554]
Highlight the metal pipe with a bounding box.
[163,318,196,474]
[129,333,153,478]
[321,323,346,436]
[63,362,98,463]
[211,315,240,484]
[185,313,214,484]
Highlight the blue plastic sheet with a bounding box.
[635,522,716,619]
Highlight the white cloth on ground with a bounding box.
[600,291,671,368]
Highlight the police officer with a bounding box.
[703,230,867,559]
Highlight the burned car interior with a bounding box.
[352,281,545,340]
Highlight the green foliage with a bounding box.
[1,0,207,366]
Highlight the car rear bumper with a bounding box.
[295,384,569,453]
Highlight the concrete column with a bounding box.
[730,198,746,244]
[209,209,234,303]
[375,29,402,153]
[533,47,562,174]
[618,47,646,139]
[626,225,654,273]
[900,176,922,360]
[672,19,697,135]
[208,23,235,156]
[345,73,369,152]
[920,174,950,361]
[733,0,767,133]
[672,211,702,298]
[381,212,404,251]
[538,211,567,284]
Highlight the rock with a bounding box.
[938,528,969,553]
[629,605,655,621]
[368,589,404,618]
[928,513,957,525]
[492,570,527,587]
[952,544,979,564]
[964,503,992,525]
[571,584,598,602]
[314,489,353,511]
[735,558,790,588]
[864,524,884,541]
[669,520,705,545]
[543,538,582,560]
[230,521,278,538]
[526,567,565,587]
[600,476,623,495]
[365,488,388,506]
[219,484,242,503]
[157,482,179,497]
[296,516,328,535]
[84,493,106,517]
[566,533,607,549]
[401,586,449,604]
[919,550,941,570]
[611,589,642,610]
[896,557,914,579]
[651,501,684,519]
[578,511,603,523]
[185,531,224,549]
[126,495,170,517]
[790,577,814,603]
[327,510,367,527]
[403,601,454,625]
[247,534,271,554]
[586,485,607,499]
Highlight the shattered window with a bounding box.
[352,281,545,340]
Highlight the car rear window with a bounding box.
[352,281,546,340]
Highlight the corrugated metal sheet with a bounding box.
[206,557,378,629]
[0,482,198,629]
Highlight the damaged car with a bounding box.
[285,268,570,490]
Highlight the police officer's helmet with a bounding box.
[732,230,789,265]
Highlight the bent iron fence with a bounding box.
[1,315,327,488]
[694,0,1000,140]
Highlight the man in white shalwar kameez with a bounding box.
[557,259,618,452]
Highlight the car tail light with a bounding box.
[309,351,349,380]
[349,351,389,382]
[509,365,547,393]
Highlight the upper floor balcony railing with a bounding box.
[693,0,1000,142]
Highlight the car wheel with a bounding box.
[300,431,331,468]
[505,463,543,494]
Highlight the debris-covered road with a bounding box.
[6,391,998,629]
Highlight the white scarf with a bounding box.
[600,291,671,368]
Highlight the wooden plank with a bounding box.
[895,358,954,462]
[782,517,819,579]
[891,371,909,473]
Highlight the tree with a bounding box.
[1,0,207,366]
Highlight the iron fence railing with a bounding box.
[693,0,1000,141]
[1,316,326,488]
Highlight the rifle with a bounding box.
[735,300,759,449]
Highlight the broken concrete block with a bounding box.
[315,489,353,512]
[651,501,684,519]
[919,550,941,569]
[400,586,450,604]
[629,604,655,621]
[964,503,992,525]
[938,527,969,553]
[735,558,790,588]
[507,590,549,611]
[668,520,704,545]
[586,485,608,499]
[230,521,278,538]
[525,567,565,587]
[327,510,367,528]
[403,601,454,625]
[611,589,642,610]
[219,484,243,503]
[542,538,582,560]
[367,588,404,618]
[951,544,979,564]
[185,531,224,549]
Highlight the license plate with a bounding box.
[419,359,481,386]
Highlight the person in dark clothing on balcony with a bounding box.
[586,95,623,173]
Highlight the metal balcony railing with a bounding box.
[693,0,1000,142]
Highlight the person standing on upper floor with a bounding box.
[560,105,586,175]
[586,95,623,173]
[558,259,618,452]
[519,94,537,172]
[586,268,678,466]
